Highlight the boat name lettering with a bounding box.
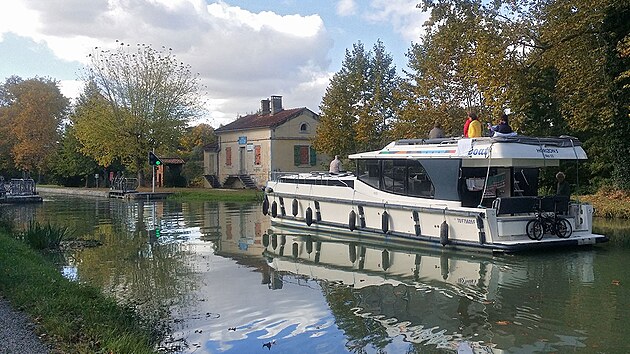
[458,278,477,285]
[536,148,559,154]
[456,218,475,225]
[467,147,489,157]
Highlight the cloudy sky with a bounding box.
[0,0,429,127]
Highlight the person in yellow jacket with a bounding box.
[467,114,482,137]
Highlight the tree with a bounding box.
[75,42,204,185]
[314,41,400,159]
[416,0,630,191]
[356,40,400,149]
[179,123,216,154]
[179,123,216,186]
[49,124,100,187]
[522,0,630,191]
[399,0,534,139]
[0,76,69,178]
[390,38,469,139]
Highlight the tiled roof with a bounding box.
[203,142,219,151]
[215,107,315,133]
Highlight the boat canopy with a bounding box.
[349,136,586,168]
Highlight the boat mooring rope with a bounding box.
[478,141,495,208]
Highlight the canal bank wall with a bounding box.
[37,187,172,200]
[37,187,109,198]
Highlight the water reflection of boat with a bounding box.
[264,231,494,293]
[262,226,519,352]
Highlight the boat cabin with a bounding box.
[350,136,584,210]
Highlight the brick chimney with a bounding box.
[270,95,283,115]
[260,99,270,115]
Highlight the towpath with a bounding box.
[0,298,50,354]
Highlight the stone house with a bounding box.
[204,95,323,189]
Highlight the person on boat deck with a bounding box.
[329,155,342,174]
[463,112,474,137]
[429,121,445,139]
[556,172,571,197]
[467,113,483,138]
[487,113,517,137]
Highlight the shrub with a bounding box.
[18,221,71,250]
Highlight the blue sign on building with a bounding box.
[238,136,247,145]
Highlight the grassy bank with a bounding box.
[164,187,262,202]
[0,229,160,353]
[580,188,630,219]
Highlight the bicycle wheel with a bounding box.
[526,219,544,240]
[555,218,573,238]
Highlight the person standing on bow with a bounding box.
[429,121,445,139]
[467,113,482,138]
[463,112,473,137]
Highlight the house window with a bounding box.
[226,146,232,166]
[254,145,261,165]
[294,145,316,166]
[300,123,308,133]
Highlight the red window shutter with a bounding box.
[300,146,309,165]
[254,145,261,165]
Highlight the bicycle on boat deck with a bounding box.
[525,196,573,240]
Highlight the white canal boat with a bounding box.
[262,136,608,253]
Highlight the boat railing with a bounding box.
[1,178,37,196]
[269,171,299,182]
[269,171,354,183]
[493,195,570,216]
[395,137,460,146]
[393,135,582,147]
[110,177,138,192]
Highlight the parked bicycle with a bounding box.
[526,207,573,240]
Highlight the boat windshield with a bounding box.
[356,159,435,198]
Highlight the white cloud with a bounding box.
[59,80,84,103]
[0,1,41,40]
[365,0,429,42]
[336,0,357,17]
[0,0,334,127]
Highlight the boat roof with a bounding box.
[349,136,587,166]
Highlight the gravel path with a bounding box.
[0,298,50,354]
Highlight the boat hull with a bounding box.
[264,178,607,253]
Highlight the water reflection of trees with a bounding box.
[593,218,630,246]
[68,223,198,328]
[323,284,391,353]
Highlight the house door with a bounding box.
[239,147,245,174]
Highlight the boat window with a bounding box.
[357,159,380,189]
[357,159,435,198]
[408,160,435,197]
[514,168,539,196]
[382,160,406,194]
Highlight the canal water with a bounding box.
[3,194,630,353]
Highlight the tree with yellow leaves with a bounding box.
[0,76,69,178]
[74,42,204,185]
